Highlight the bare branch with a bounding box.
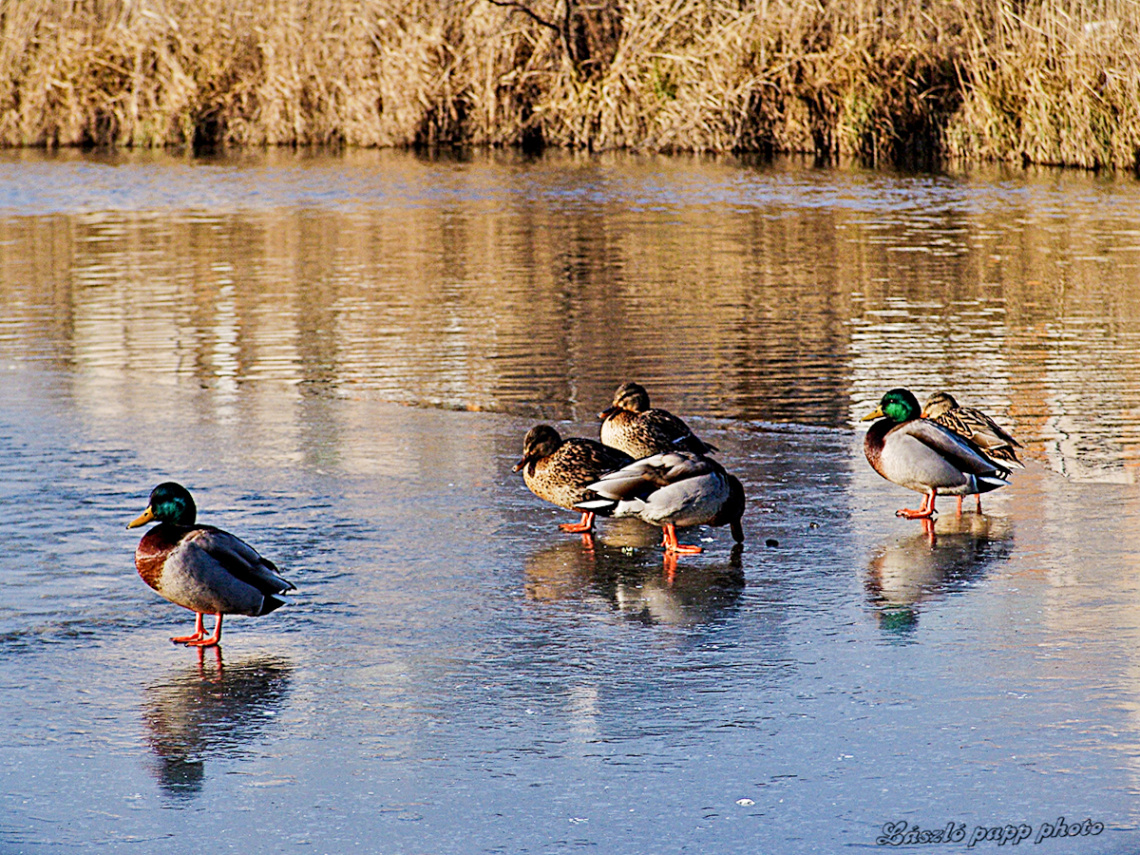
[485,0,561,34]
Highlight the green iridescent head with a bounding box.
[127,482,197,528]
[862,388,921,424]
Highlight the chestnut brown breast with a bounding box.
[134,524,190,590]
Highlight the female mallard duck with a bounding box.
[127,482,295,647]
[921,392,1023,468]
[862,389,1011,519]
[576,451,745,554]
[514,425,634,533]
[599,382,717,459]
[921,391,1023,513]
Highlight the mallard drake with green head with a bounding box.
[576,451,745,554]
[599,382,717,459]
[127,482,295,647]
[921,391,1023,512]
[514,425,634,533]
[862,389,1011,519]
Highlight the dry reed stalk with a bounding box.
[946,0,1140,168]
[0,0,1138,167]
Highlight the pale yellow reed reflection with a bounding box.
[4,155,1140,481]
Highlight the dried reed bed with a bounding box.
[948,1,1140,168]
[1,0,1138,167]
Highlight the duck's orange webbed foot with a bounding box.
[662,524,704,554]
[171,613,207,644]
[173,614,222,647]
[895,508,935,520]
[182,615,222,648]
[559,512,595,533]
[896,491,937,520]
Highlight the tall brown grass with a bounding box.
[1,0,1138,168]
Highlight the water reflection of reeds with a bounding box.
[4,154,1140,479]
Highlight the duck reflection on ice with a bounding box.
[142,651,292,799]
[866,515,1014,634]
[523,519,745,626]
[616,544,745,626]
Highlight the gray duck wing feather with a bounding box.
[901,420,1011,478]
[587,452,714,500]
[637,470,728,525]
[192,527,295,595]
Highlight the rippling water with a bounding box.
[2,150,1139,853]
[5,149,1140,479]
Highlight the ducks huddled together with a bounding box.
[862,389,1023,519]
[515,382,745,555]
[125,384,1022,649]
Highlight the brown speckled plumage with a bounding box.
[514,425,633,531]
[599,382,716,459]
[922,392,1024,469]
